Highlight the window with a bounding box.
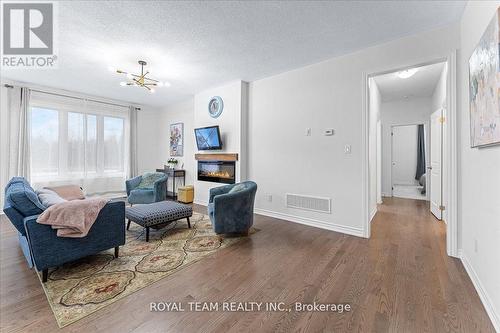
[31,107,59,176]
[29,92,129,190]
[68,112,85,173]
[86,115,97,173]
[104,116,124,172]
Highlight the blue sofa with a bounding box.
[3,177,125,282]
[208,181,257,235]
[126,172,168,205]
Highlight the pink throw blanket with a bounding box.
[37,198,108,238]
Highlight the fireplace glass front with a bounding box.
[197,161,236,184]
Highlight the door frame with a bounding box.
[390,123,428,198]
[361,51,458,258]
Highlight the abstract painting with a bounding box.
[469,9,500,147]
[170,122,183,156]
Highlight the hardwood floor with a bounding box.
[0,198,494,332]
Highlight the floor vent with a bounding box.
[286,193,331,213]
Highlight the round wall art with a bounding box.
[208,96,224,118]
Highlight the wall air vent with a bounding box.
[286,193,331,214]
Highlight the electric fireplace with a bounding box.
[197,161,235,184]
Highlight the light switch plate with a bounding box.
[305,128,311,136]
[344,145,351,154]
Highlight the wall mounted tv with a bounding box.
[195,125,223,150]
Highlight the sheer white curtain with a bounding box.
[0,85,31,207]
[29,91,131,195]
[128,106,139,178]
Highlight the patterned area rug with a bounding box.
[38,212,257,328]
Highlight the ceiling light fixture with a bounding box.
[396,68,418,79]
[112,60,170,92]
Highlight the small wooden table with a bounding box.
[156,168,186,200]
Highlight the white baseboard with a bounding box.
[193,200,207,207]
[381,192,392,197]
[370,207,377,223]
[460,251,500,332]
[254,208,364,238]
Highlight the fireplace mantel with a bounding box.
[195,153,238,162]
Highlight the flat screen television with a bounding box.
[195,125,223,150]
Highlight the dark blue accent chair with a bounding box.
[208,181,257,235]
[3,177,125,282]
[126,173,168,205]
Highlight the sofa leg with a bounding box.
[146,227,150,242]
[114,246,119,258]
[127,219,131,230]
[42,269,48,283]
[187,217,191,229]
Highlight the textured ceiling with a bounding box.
[373,62,446,102]
[1,1,466,107]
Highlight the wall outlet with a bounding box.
[344,144,352,154]
[305,128,311,136]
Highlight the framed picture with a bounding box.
[469,9,500,147]
[170,122,183,156]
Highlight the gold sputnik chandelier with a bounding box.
[110,60,170,93]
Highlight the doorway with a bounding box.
[391,123,427,201]
[365,55,458,257]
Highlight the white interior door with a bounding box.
[391,125,418,187]
[430,109,443,220]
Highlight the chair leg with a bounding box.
[146,227,150,242]
[127,219,131,230]
[114,246,119,258]
[42,269,48,283]
[187,217,191,229]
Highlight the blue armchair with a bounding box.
[126,172,168,205]
[3,177,125,282]
[208,181,257,235]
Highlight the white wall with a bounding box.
[368,78,382,219]
[459,2,500,330]
[137,105,164,174]
[380,97,432,197]
[248,25,459,236]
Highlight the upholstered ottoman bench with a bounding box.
[125,201,192,241]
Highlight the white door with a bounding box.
[392,125,419,187]
[430,109,443,220]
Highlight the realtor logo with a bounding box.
[1,1,58,68]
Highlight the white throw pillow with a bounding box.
[36,188,67,207]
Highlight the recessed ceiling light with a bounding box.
[397,68,418,79]
[163,81,171,87]
[119,81,127,86]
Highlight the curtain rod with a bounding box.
[3,83,141,110]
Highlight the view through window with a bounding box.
[30,96,128,184]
